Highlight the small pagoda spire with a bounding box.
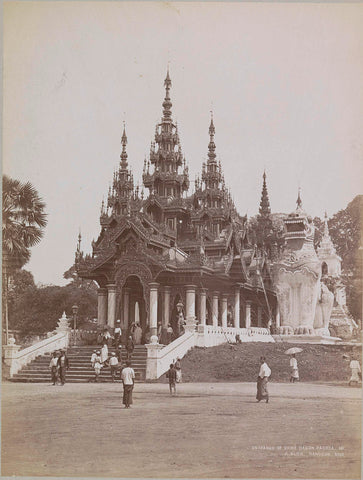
[77,230,82,253]
[120,122,128,170]
[296,187,303,210]
[259,170,271,218]
[207,111,216,163]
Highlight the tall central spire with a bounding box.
[143,70,189,199]
[208,112,216,163]
[120,122,128,170]
[162,68,172,123]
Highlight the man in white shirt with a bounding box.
[121,361,135,408]
[49,352,59,385]
[290,354,299,383]
[256,356,271,403]
[109,352,119,382]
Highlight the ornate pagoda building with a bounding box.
[76,71,277,342]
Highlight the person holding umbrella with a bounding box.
[285,347,303,383]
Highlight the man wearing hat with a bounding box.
[109,352,119,382]
[114,320,122,346]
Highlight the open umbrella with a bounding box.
[285,347,303,355]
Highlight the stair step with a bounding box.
[11,345,148,383]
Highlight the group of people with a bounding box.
[90,337,135,383]
[100,320,143,347]
[49,350,69,385]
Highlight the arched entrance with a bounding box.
[121,275,147,343]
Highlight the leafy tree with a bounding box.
[2,175,47,342]
[9,282,97,334]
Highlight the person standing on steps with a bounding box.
[100,343,109,366]
[57,350,69,386]
[126,335,134,361]
[90,350,97,368]
[121,360,135,408]
[289,354,299,383]
[109,352,119,382]
[116,342,123,364]
[49,351,59,385]
[256,356,271,403]
[93,351,102,382]
[114,320,122,347]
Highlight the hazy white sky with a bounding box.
[3,2,363,286]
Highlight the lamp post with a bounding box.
[72,304,79,345]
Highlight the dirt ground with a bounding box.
[1,382,361,479]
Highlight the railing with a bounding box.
[3,331,70,377]
[196,325,274,347]
[145,331,196,380]
[145,324,275,379]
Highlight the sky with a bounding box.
[3,1,363,286]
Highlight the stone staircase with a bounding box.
[10,345,147,383]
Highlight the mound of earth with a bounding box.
[175,342,361,383]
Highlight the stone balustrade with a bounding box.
[145,324,275,379]
[145,332,196,380]
[3,332,70,378]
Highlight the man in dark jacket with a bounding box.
[57,350,70,385]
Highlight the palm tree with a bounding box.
[2,175,47,342]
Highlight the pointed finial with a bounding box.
[207,112,216,163]
[296,187,302,209]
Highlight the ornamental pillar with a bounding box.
[221,294,228,328]
[185,285,197,325]
[107,284,117,328]
[123,288,130,331]
[212,292,219,327]
[234,287,240,329]
[257,306,263,327]
[199,288,207,325]
[163,286,171,328]
[245,301,252,329]
[149,283,159,337]
[275,306,281,329]
[97,288,107,326]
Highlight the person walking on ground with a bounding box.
[349,357,361,386]
[109,352,119,382]
[94,351,102,382]
[166,363,177,395]
[126,335,134,361]
[114,320,122,347]
[256,356,271,403]
[49,351,59,385]
[121,360,135,408]
[57,350,69,386]
[289,354,299,383]
[174,357,182,383]
[100,343,109,366]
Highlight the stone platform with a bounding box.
[273,334,342,345]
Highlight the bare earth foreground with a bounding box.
[1,382,361,479]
